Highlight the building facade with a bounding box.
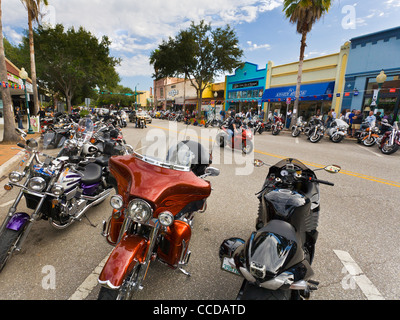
[0,58,34,124]
[262,42,350,121]
[341,26,400,119]
[225,62,267,114]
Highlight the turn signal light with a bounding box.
[4,184,13,191]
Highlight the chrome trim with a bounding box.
[133,152,190,172]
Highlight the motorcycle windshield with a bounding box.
[76,117,94,143]
[109,138,212,214]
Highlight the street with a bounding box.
[0,118,399,300]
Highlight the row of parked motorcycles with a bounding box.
[0,107,342,301]
[290,116,400,154]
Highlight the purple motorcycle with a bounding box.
[0,128,118,272]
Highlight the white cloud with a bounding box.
[246,41,271,51]
[117,54,154,77]
[385,0,400,7]
[1,0,284,78]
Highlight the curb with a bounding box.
[0,151,25,182]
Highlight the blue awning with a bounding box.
[261,81,335,102]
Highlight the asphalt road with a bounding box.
[0,118,399,301]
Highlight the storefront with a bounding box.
[262,81,335,120]
[225,62,266,114]
[263,42,350,122]
[0,58,34,124]
[341,27,400,121]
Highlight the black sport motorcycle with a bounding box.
[219,158,340,300]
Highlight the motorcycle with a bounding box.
[291,117,309,138]
[378,121,400,155]
[306,118,325,143]
[271,115,284,136]
[0,128,118,272]
[355,121,381,147]
[326,119,349,143]
[97,140,220,300]
[219,158,341,300]
[216,124,254,154]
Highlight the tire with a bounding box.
[363,136,376,147]
[218,135,226,148]
[331,134,344,143]
[291,128,300,137]
[309,133,323,143]
[381,142,399,155]
[272,129,280,136]
[238,280,291,300]
[98,263,142,300]
[0,228,23,272]
[242,140,253,154]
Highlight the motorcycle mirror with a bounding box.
[324,165,341,174]
[253,159,265,167]
[15,128,27,139]
[205,167,220,177]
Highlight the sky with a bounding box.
[2,0,400,93]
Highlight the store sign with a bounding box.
[233,81,259,89]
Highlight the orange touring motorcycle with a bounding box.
[97,140,220,300]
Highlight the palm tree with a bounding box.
[21,0,48,116]
[283,0,332,124]
[0,0,19,143]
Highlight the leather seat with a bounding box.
[80,163,103,185]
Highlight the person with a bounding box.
[348,109,355,136]
[286,109,292,129]
[315,109,322,120]
[380,111,392,134]
[325,109,333,128]
[220,109,225,121]
[352,110,363,137]
[15,107,24,129]
[331,109,337,120]
[38,107,46,121]
[227,113,242,138]
[136,108,147,128]
[365,111,376,126]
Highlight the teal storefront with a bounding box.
[225,62,267,114]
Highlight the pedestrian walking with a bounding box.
[15,107,24,129]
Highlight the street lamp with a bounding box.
[19,68,34,134]
[374,70,387,111]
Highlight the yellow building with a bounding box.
[263,42,350,120]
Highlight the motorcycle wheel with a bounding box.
[381,142,399,155]
[242,141,253,154]
[331,134,344,143]
[237,280,291,300]
[218,135,226,148]
[0,229,23,272]
[309,133,323,143]
[291,128,300,137]
[272,129,280,136]
[98,263,142,300]
[363,137,376,147]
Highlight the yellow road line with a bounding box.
[147,123,400,188]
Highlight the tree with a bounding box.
[150,20,243,117]
[33,24,120,111]
[0,0,19,143]
[283,0,332,124]
[21,0,48,116]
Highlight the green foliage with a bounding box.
[150,20,243,97]
[10,24,121,109]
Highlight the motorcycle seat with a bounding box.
[80,163,103,185]
[95,155,110,167]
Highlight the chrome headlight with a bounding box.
[27,139,39,151]
[110,195,124,210]
[51,184,64,196]
[158,211,174,227]
[28,177,46,192]
[127,199,153,223]
[9,171,24,183]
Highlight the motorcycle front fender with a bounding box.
[98,235,148,289]
[6,212,30,232]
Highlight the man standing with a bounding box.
[15,107,24,129]
[352,110,363,137]
[365,111,376,126]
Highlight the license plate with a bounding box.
[221,257,240,276]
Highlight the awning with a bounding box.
[261,81,335,102]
